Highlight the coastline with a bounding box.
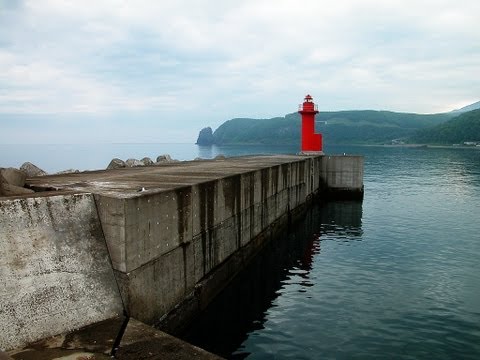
[349,143,480,150]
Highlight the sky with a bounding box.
[0,0,479,144]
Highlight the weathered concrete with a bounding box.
[0,183,35,196]
[0,193,124,351]
[0,174,5,194]
[7,317,123,359]
[157,204,306,335]
[7,317,222,360]
[0,169,32,197]
[117,318,223,359]
[0,168,26,187]
[0,350,13,360]
[98,156,321,324]
[24,155,363,330]
[320,155,364,199]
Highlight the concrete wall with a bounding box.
[320,155,364,199]
[94,155,352,325]
[95,157,326,324]
[0,193,123,351]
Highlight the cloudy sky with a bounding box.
[1,0,479,144]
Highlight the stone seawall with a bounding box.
[0,155,363,352]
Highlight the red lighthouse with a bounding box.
[298,94,323,153]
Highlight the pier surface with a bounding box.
[26,155,319,196]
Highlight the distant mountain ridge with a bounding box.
[451,101,480,113]
[196,101,480,146]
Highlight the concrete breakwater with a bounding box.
[0,154,363,356]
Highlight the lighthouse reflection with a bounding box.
[181,201,363,358]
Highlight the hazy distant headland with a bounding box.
[197,101,480,147]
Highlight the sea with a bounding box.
[1,143,480,359]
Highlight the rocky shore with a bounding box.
[106,154,178,169]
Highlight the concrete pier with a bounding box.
[0,154,363,355]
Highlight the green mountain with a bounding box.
[411,109,480,145]
[202,110,455,146]
[451,101,480,114]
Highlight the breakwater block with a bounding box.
[0,193,124,351]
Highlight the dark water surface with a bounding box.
[182,146,480,359]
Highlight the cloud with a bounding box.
[0,0,479,143]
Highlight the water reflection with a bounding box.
[181,201,363,358]
[196,145,215,159]
[196,144,299,159]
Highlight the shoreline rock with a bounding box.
[156,154,173,163]
[55,169,80,175]
[106,154,178,170]
[20,162,47,177]
[141,157,154,166]
[125,159,143,167]
[107,158,126,169]
[196,127,214,145]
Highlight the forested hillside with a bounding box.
[199,110,454,145]
[411,109,480,144]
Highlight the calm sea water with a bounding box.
[0,143,300,173]
[2,143,480,358]
[181,145,480,359]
